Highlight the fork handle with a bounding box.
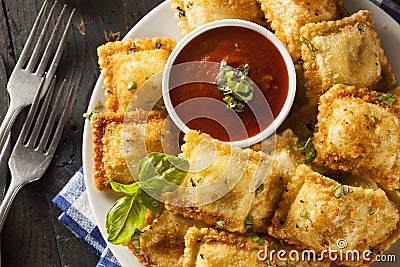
[0,179,24,232]
[0,101,24,154]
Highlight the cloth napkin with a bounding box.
[52,1,400,266]
[52,167,120,267]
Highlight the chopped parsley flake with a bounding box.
[298,137,317,163]
[83,110,97,120]
[146,101,166,109]
[127,81,137,90]
[376,93,396,106]
[245,217,265,246]
[301,36,318,52]
[131,229,143,254]
[216,220,226,227]
[95,100,104,110]
[300,208,307,217]
[371,116,379,122]
[215,60,254,113]
[255,184,265,195]
[334,184,354,198]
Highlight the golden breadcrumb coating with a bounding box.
[249,129,306,233]
[182,227,265,267]
[97,37,176,112]
[313,84,400,189]
[171,0,266,35]
[163,130,271,233]
[258,0,347,62]
[91,110,176,191]
[133,210,207,267]
[301,10,396,104]
[269,164,399,266]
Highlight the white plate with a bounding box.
[82,1,400,266]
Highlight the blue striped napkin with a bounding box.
[52,1,400,266]
[52,167,120,267]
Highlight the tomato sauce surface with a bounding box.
[170,26,289,142]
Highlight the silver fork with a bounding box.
[0,0,75,155]
[0,76,77,231]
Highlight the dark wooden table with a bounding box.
[0,0,163,266]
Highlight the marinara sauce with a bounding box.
[170,26,289,142]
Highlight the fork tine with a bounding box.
[25,1,57,72]
[18,76,46,145]
[16,0,49,69]
[37,7,75,80]
[38,79,65,151]
[38,81,77,153]
[26,76,57,148]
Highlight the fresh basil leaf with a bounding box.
[109,179,141,195]
[138,189,161,216]
[138,152,189,193]
[106,194,146,244]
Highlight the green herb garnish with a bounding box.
[216,220,226,227]
[299,208,314,228]
[301,36,318,52]
[334,184,354,199]
[83,110,97,120]
[371,116,379,122]
[127,81,137,90]
[131,229,143,254]
[376,93,396,106]
[300,208,307,217]
[245,217,265,246]
[215,60,255,113]
[146,101,166,110]
[255,184,265,195]
[105,152,189,245]
[95,100,104,110]
[298,137,317,163]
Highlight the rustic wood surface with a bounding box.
[0,0,162,266]
[0,0,399,266]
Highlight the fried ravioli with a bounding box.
[163,130,271,233]
[171,0,265,35]
[249,129,306,232]
[269,164,399,266]
[91,110,176,191]
[136,210,208,267]
[301,10,396,104]
[258,0,347,63]
[182,227,265,267]
[97,37,176,112]
[313,84,400,189]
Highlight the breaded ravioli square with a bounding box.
[135,210,207,267]
[171,0,265,35]
[258,0,347,63]
[97,37,176,112]
[182,227,265,267]
[301,10,396,104]
[269,164,399,266]
[91,110,176,191]
[249,129,306,233]
[163,130,271,233]
[313,84,400,189]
